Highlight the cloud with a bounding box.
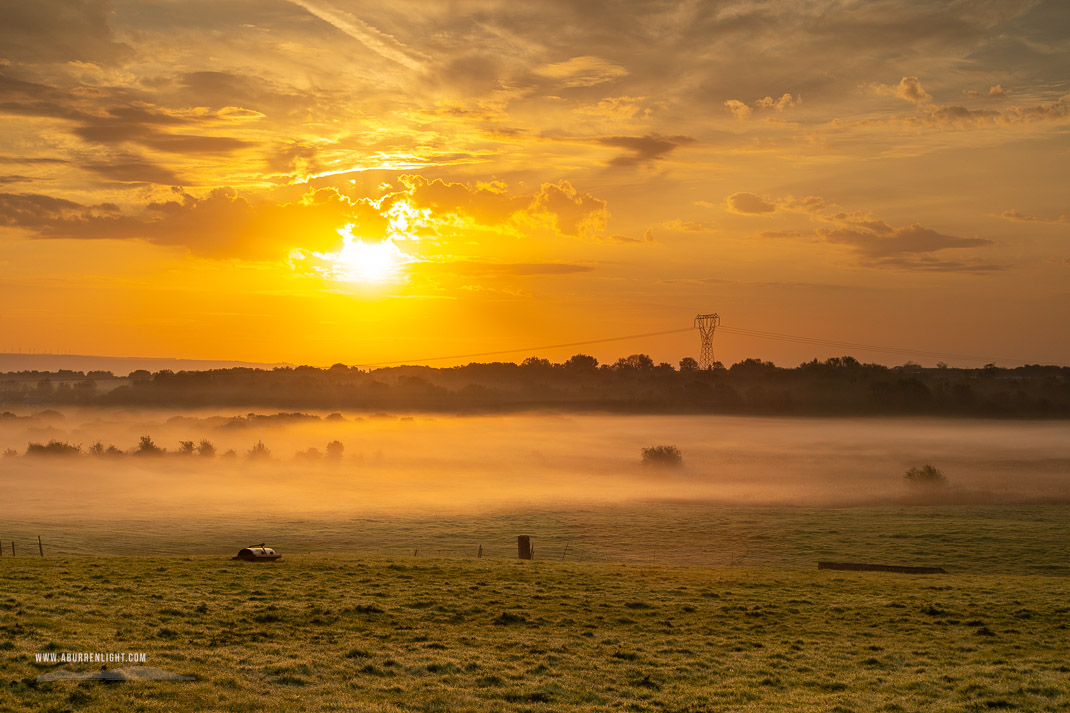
[531,180,608,237]
[997,209,1069,224]
[0,73,256,162]
[288,0,426,71]
[865,91,1070,130]
[733,191,999,271]
[725,94,800,120]
[664,219,717,232]
[82,157,183,185]
[820,223,992,258]
[574,96,648,120]
[533,56,628,87]
[598,133,693,166]
[895,76,931,105]
[725,192,776,214]
[724,100,751,121]
[0,186,362,258]
[755,93,799,111]
[0,0,132,65]
[868,76,932,104]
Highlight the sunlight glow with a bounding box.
[302,224,414,283]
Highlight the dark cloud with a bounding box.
[0,186,361,258]
[817,223,997,272]
[725,192,776,214]
[82,158,183,185]
[0,0,133,65]
[599,133,693,166]
[0,73,255,160]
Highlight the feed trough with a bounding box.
[232,543,282,562]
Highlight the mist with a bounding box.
[3,409,1069,521]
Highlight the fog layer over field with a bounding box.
[3,410,1069,518]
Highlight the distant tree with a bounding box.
[521,356,552,369]
[615,354,655,371]
[197,439,216,457]
[325,412,345,422]
[296,447,323,460]
[247,440,271,460]
[104,445,124,457]
[904,464,947,486]
[221,449,237,458]
[128,370,151,380]
[3,448,18,458]
[641,444,683,467]
[326,440,344,458]
[679,357,699,372]
[564,354,599,370]
[134,435,165,456]
[26,440,81,456]
[177,440,195,455]
[88,441,105,456]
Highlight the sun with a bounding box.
[321,224,412,283]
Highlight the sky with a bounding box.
[0,0,1067,368]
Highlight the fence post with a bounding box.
[38,535,43,557]
[11,541,14,557]
[517,535,532,560]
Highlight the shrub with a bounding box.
[134,435,165,456]
[25,440,81,456]
[904,464,947,485]
[247,440,271,459]
[641,445,683,467]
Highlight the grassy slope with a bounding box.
[2,555,1068,712]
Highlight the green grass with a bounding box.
[4,502,1070,575]
[2,554,1068,712]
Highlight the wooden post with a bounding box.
[517,535,532,560]
[38,536,43,557]
[562,542,569,561]
[11,541,14,557]
[477,545,483,558]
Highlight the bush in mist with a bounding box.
[87,441,123,457]
[641,445,683,468]
[134,435,165,456]
[197,439,216,457]
[247,440,271,460]
[4,448,20,458]
[326,440,344,459]
[177,440,196,455]
[25,440,81,456]
[904,464,947,486]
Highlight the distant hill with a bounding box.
[0,353,290,377]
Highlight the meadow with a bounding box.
[2,554,1069,712]
[1,410,1068,710]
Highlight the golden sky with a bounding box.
[1,0,1068,367]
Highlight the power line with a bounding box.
[716,325,1061,365]
[352,327,695,367]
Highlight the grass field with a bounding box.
[2,553,1069,712]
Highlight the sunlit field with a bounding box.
[2,409,1069,710]
[3,556,1069,712]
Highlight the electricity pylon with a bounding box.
[694,313,720,369]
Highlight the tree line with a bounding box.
[1,355,1068,417]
